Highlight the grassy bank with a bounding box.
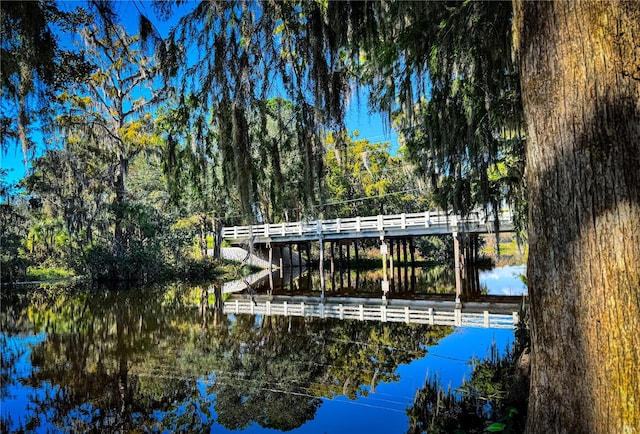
[481,234,528,267]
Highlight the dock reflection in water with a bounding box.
[1,264,524,433]
[258,264,457,299]
[225,263,524,329]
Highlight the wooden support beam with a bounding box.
[381,241,388,282]
[330,241,335,274]
[279,245,284,278]
[453,232,462,302]
[289,243,293,269]
[319,240,325,295]
[409,237,415,267]
[389,239,394,276]
[403,238,408,267]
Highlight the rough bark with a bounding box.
[514,1,640,432]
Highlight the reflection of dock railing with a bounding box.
[224,296,520,329]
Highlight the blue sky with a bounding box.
[1,1,398,189]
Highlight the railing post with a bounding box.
[401,213,406,229]
[356,216,361,232]
[450,215,458,230]
[336,218,341,233]
[377,215,383,231]
[424,211,431,227]
[233,226,238,239]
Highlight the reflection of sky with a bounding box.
[1,333,52,432]
[270,328,514,434]
[3,266,522,433]
[3,328,514,434]
[480,264,527,296]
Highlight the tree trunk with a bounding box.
[113,152,127,264]
[213,218,222,260]
[514,1,640,432]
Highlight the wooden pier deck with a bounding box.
[221,209,514,244]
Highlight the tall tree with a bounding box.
[513,1,640,431]
[56,21,162,266]
[23,139,115,272]
[331,2,639,429]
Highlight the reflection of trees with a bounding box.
[413,266,455,294]
[1,291,33,401]
[2,283,453,432]
[207,315,452,430]
[292,266,457,297]
[308,320,451,399]
[209,315,324,431]
[6,283,216,432]
[406,343,528,434]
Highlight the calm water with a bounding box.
[1,265,524,433]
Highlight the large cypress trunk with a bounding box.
[514,1,640,432]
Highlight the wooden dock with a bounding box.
[221,209,513,244]
[219,209,516,303]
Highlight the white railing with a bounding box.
[222,209,512,241]
[224,299,518,329]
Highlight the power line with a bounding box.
[322,188,423,208]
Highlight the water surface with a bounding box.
[1,266,520,433]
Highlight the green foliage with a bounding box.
[414,235,454,265]
[26,267,74,282]
[0,1,93,158]
[0,171,29,282]
[323,131,426,218]
[333,1,527,229]
[5,1,530,285]
[152,0,354,221]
